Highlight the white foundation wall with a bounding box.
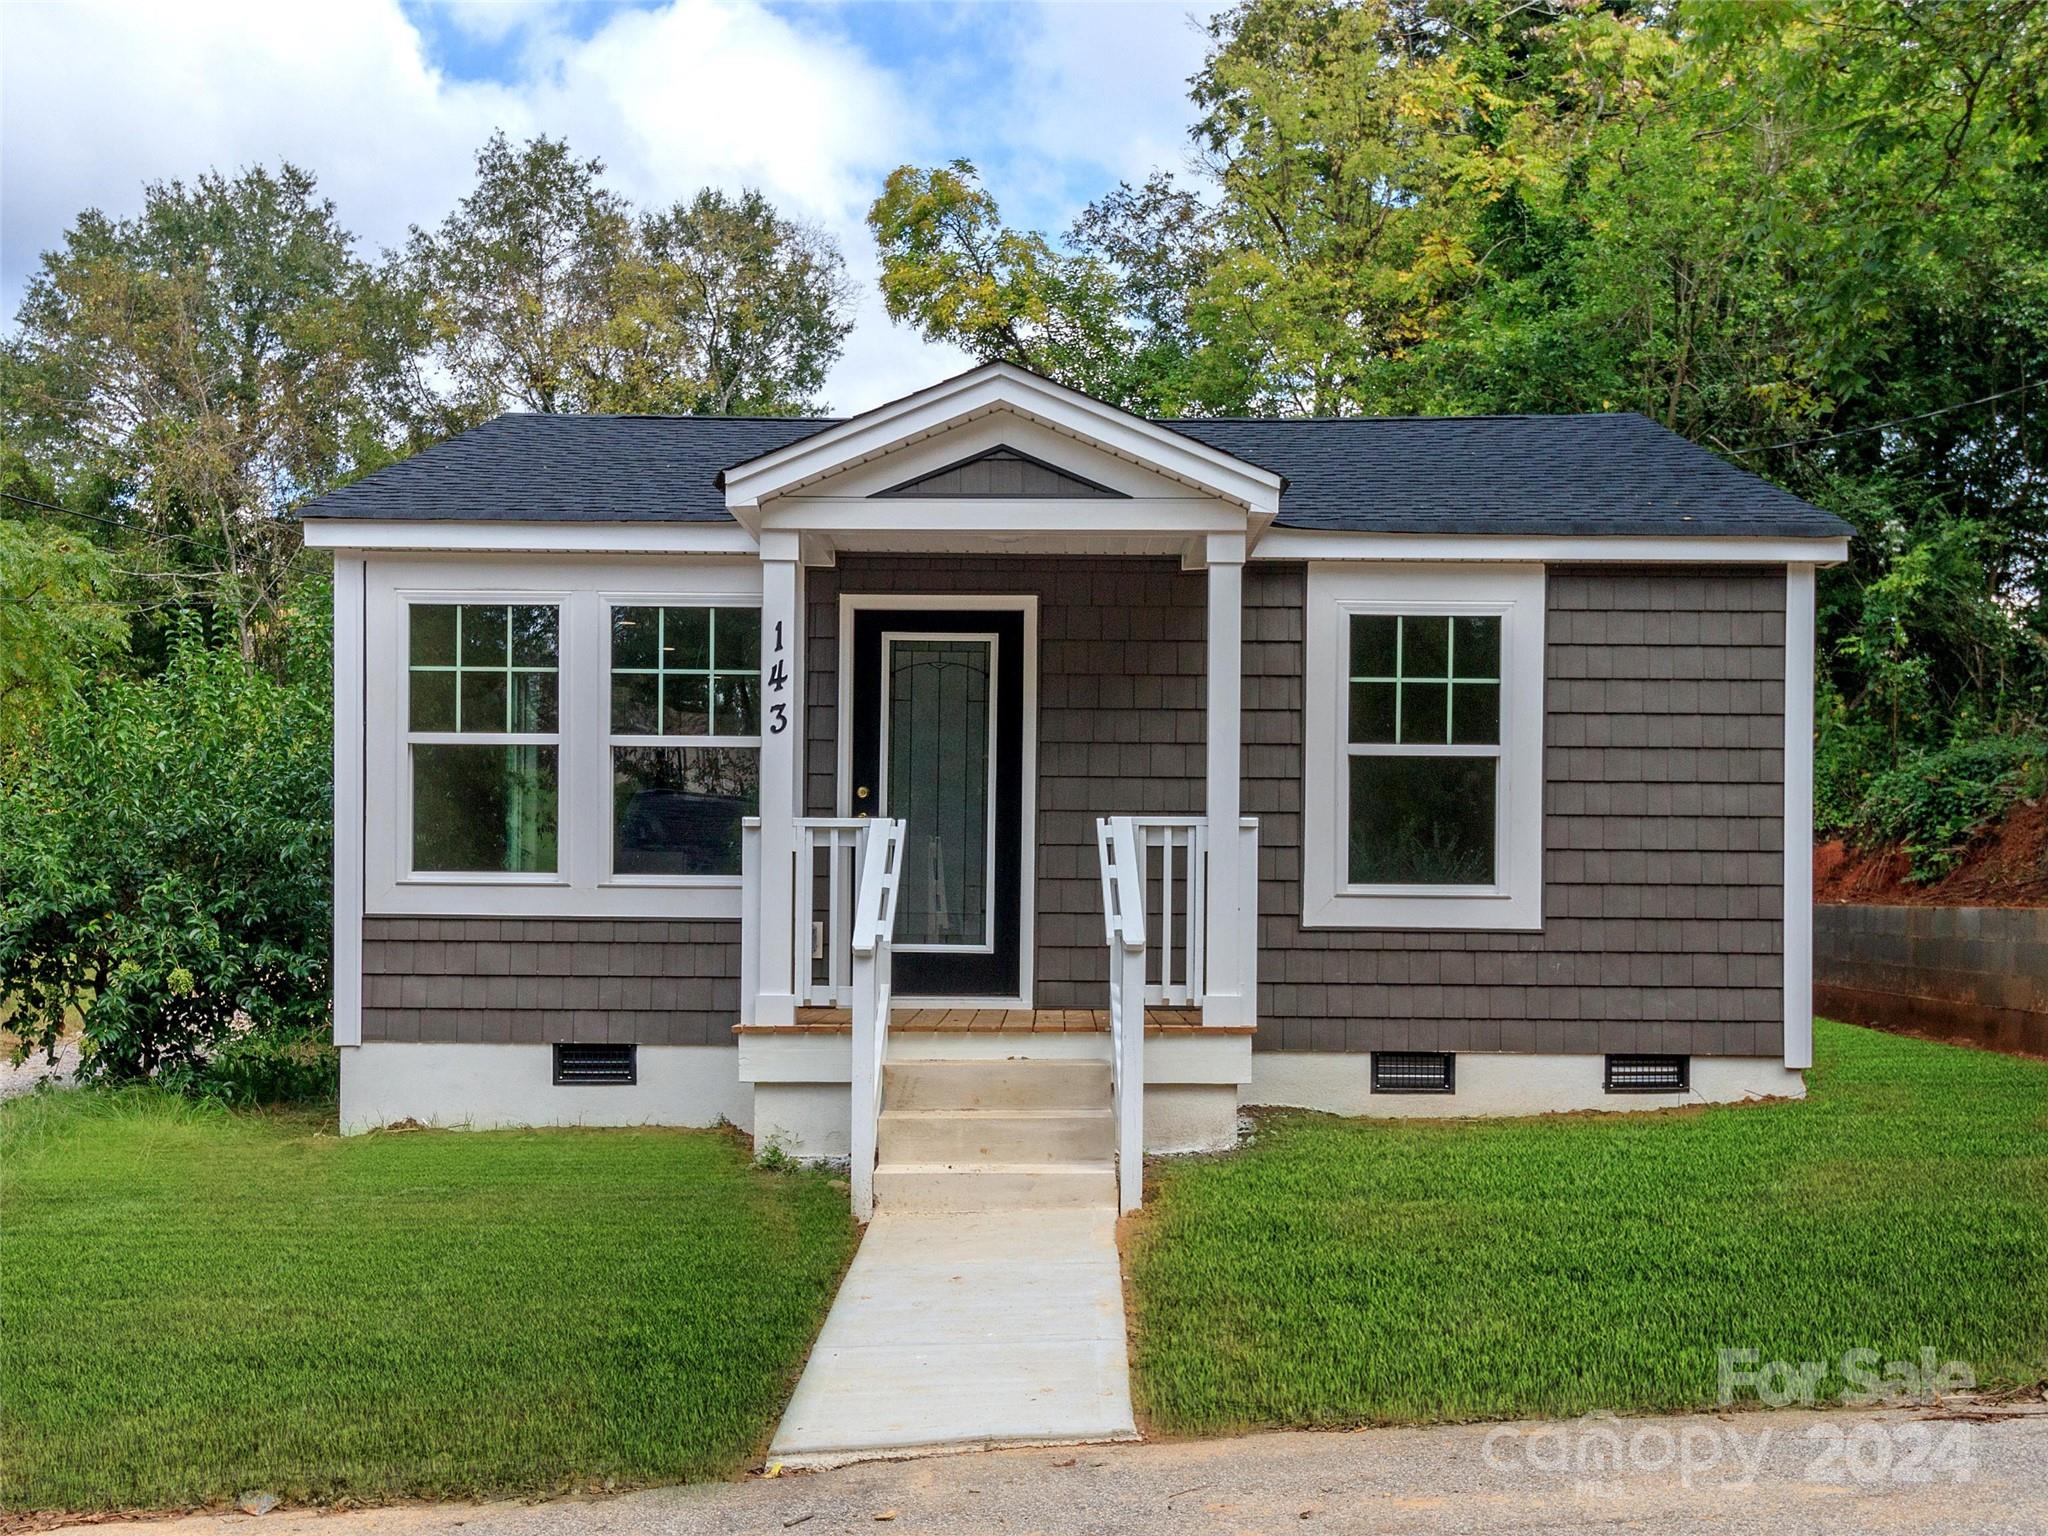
[338,1043,752,1134]
[1247,1052,1805,1119]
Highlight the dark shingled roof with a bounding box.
[301,409,1850,539]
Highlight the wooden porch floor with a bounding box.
[735,1006,1248,1035]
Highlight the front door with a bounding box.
[850,608,1025,999]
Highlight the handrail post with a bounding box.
[848,818,905,1222]
[740,817,762,1026]
[1097,814,1148,1214]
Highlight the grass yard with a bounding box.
[1130,1020,2048,1434]
[0,1093,856,1512]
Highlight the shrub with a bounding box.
[1853,735,2048,883]
[0,616,331,1088]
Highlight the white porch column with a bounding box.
[1203,533,1247,1027]
[1782,563,1816,1070]
[754,533,802,1025]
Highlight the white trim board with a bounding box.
[305,520,759,556]
[1254,529,1851,565]
[1782,564,1817,1071]
[834,592,1040,1009]
[331,556,367,1046]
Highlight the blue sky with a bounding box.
[1,0,1222,408]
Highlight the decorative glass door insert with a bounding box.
[881,634,997,951]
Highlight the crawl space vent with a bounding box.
[1604,1054,1689,1094]
[1371,1051,1456,1094]
[553,1043,637,1086]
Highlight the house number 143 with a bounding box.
[766,619,789,734]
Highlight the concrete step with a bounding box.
[873,1161,1117,1213]
[878,1106,1115,1165]
[883,1058,1111,1112]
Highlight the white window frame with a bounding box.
[400,594,567,886]
[363,555,763,918]
[1303,562,1546,930]
[603,594,765,889]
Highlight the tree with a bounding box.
[0,519,127,749]
[604,189,854,416]
[5,164,412,661]
[402,132,637,423]
[868,161,1146,407]
[407,134,855,420]
[0,615,331,1081]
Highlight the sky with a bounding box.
[0,0,1224,412]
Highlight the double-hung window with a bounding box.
[608,604,761,877]
[406,602,560,874]
[1303,565,1545,930]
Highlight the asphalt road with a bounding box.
[116,1404,2048,1536]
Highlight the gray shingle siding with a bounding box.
[360,917,738,1046]
[805,555,1206,1007]
[1245,563,1787,1056]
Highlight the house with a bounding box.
[304,362,1851,1215]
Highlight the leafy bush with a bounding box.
[159,1031,339,1106]
[0,617,331,1090]
[1852,736,2048,883]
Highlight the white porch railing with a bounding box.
[847,818,907,1221]
[1128,816,1259,1012]
[740,816,875,1016]
[1096,812,1260,1213]
[1095,815,1147,1214]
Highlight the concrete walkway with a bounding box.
[768,1207,1137,1463]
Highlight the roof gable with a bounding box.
[876,445,1127,500]
[718,363,1284,527]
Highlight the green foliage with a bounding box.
[0,519,126,747]
[0,617,331,1085]
[158,1033,339,1108]
[406,133,854,423]
[1131,1021,2048,1433]
[1853,736,2048,882]
[0,1097,857,1510]
[868,161,1146,406]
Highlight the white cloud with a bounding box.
[0,0,1220,412]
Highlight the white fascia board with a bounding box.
[302,519,758,556]
[758,496,1247,537]
[1255,529,1852,565]
[721,362,1283,517]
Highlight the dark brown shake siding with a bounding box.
[805,555,1206,1008]
[366,559,1786,1055]
[360,917,739,1045]
[1246,563,1788,1057]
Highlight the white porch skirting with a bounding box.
[1248,1052,1805,1119]
[337,1043,750,1135]
[337,1040,1804,1143]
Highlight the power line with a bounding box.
[1,489,136,528]
[1727,383,2034,457]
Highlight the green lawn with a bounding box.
[0,1093,856,1512]
[1130,1020,2048,1434]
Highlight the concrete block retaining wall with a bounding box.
[1813,904,2048,1057]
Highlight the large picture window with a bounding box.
[407,603,560,873]
[608,605,761,877]
[1304,565,1545,930]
